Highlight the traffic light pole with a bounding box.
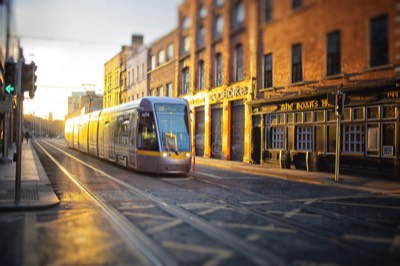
[15,58,23,203]
[335,114,341,182]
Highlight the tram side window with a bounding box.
[137,112,159,151]
[114,120,130,146]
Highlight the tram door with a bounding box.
[128,112,138,167]
[211,105,222,159]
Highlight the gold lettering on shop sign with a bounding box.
[387,91,399,98]
[280,99,327,111]
[210,86,249,102]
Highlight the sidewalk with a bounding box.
[0,140,60,210]
[193,157,400,195]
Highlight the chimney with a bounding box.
[131,34,144,48]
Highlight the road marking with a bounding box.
[317,201,400,210]
[241,200,274,205]
[118,204,155,210]
[179,202,230,216]
[343,234,394,244]
[162,241,234,266]
[267,210,322,218]
[198,205,229,216]
[246,234,261,242]
[283,208,301,218]
[122,212,176,221]
[147,219,183,234]
[220,222,296,234]
[390,235,400,254]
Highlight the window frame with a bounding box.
[326,30,341,76]
[291,43,303,83]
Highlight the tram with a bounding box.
[65,97,192,173]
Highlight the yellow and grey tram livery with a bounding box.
[65,97,192,173]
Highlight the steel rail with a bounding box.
[41,139,287,266]
[36,141,179,266]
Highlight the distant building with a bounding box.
[104,34,144,108]
[148,29,178,97]
[126,42,149,101]
[67,91,102,118]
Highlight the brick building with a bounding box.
[249,0,400,175]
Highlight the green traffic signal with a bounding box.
[5,84,15,94]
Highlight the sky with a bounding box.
[13,0,182,120]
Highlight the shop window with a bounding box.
[327,124,336,153]
[327,110,336,122]
[296,126,312,151]
[343,108,350,121]
[271,127,285,150]
[382,123,395,157]
[352,107,364,121]
[295,112,303,123]
[382,105,395,119]
[314,111,325,122]
[367,106,379,120]
[304,112,312,123]
[370,14,388,67]
[343,125,364,154]
[366,123,379,156]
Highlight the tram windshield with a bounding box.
[154,103,190,153]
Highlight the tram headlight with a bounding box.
[185,153,191,158]
[162,152,168,158]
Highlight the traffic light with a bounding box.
[21,62,37,99]
[3,62,16,95]
[335,93,344,116]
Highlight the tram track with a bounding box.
[170,173,400,265]
[36,139,400,265]
[36,140,287,266]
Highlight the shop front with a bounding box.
[250,81,400,177]
[185,80,252,162]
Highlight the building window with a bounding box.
[166,83,173,97]
[265,0,272,22]
[182,67,190,95]
[198,60,205,90]
[214,15,224,39]
[132,69,135,84]
[382,123,395,157]
[215,53,222,86]
[181,36,191,55]
[292,0,302,10]
[233,2,244,28]
[216,0,224,7]
[327,31,341,76]
[151,56,156,70]
[182,16,191,30]
[271,127,284,150]
[235,44,243,81]
[157,86,163,96]
[137,66,140,81]
[370,14,388,67]
[296,126,312,151]
[343,125,364,153]
[292,43,302,83]
[200,5,207,18]
[264,53,272,88]
[167,44,174,61]
[158,50,165,66]
[142,64,145,80]
[198,26,206,47]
